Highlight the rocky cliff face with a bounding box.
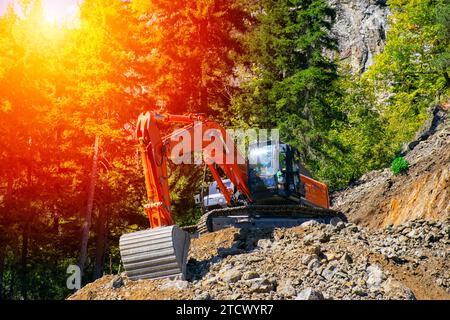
[328,0,390,73]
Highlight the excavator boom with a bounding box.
[120,111,253,280]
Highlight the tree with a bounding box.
[231,0,344,178]
[367,0,450,143]
[0,0,146,296]
[128,0,251,115]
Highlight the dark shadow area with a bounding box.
[400,105,447,156]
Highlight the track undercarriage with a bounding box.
[195,205,346,234]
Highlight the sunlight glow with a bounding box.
[42,0,80,27]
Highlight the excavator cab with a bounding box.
[248,141,329,208]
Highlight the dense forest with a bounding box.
[0,0,448,299]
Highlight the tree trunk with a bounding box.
[9,237,20,299]
[20,221,30,299]
[78,135,100,280]
[444,72,450,88]
[0,245,5,300]
[199,19,208,114]
[1,174,13,299]
[92,209,108,280]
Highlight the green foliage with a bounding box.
[309,70,395,189]
[391,156,409,175]
[232,0,448,191]
[367,0,450,144]
[231,0,343,180]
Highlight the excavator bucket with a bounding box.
[119,226,190,281]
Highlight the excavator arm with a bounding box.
[136,111,253,229]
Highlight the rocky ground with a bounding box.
[69,218,449,300]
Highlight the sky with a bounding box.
[0,0,81,23]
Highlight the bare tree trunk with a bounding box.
[20,159,33,300]
[9,238,19,299]
[92,209,108,280]
[6,172,13,204]
[199,19,208,114]
[1,174,13,299]
[20,221,30,299]
[78,135,100,280]
[0,245,5,300]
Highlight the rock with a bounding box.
[249,278,275,293]
[220,269,242,283]
[110,276,124,289]
[303,234,315,245]
[407,229,420,239]
[159,279,189,290]
[366,265,387,290]
[307,258,321,271]
[327,0,389,73]
[321,265,337,280]
[425,233,437,243]
[319,232,331,243]
[218,247,241,257]
[301,220,319,228]
[247,256,264,263]
[352,288,368,297]
[382,278,416,300]
[276,279,296,297]
[70,203,450,301]
[227,293,241,300]
[301,254,314,265]
[242,271,259,280]
[313,245,324,257]
[202,276,218,286]
[325,252,338,261]
[257,239,272,249]
[340,252,353,264]
[295,287,324,300]
[194,292,211,300]
[336,221,346,230]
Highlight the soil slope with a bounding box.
[332,109,449,228]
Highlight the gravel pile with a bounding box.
[69,218,449,300]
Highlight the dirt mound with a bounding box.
[69,218,449,300]
[331,108,449,229]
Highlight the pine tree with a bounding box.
[232,0,341,165]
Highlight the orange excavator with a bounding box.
[119,111,343,281]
